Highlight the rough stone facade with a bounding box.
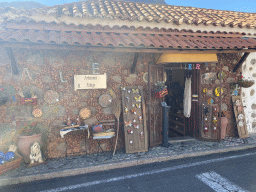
[0,47,243,158]
[241,52,256,133]
[0,48,151,158]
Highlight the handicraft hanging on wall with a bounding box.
[232,96,249,138]
[121,86,148,153]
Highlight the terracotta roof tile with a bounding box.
[1,29,256,50]
[1,0,256,30]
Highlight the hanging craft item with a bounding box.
[232,96,249,138]
[98,94,112,108]
[204,126,208,134]
[134,96,141,102]
[214,87,223,97]
[217,71,226,80]
[79,108,91,120]
[202,88,208,94]
[121,86,148,153]
[125,120,132,127]
[207,98,214,104]
[32,109,43,118]
[44,90,59,105]
[154,81,168,98]
[201,104,218,140]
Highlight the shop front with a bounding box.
[1,1,256,167]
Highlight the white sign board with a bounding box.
[74,73,107,91]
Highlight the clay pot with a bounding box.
[17,133,42,163]
[220,117,228,140]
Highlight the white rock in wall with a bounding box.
[242,52,256,133]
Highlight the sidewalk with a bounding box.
[1,134,256,187]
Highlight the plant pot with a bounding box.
[220,117,228,140]
[17,133,42,163]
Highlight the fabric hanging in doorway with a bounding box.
[183,77,191,118]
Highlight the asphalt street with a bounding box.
[2,147,256,192]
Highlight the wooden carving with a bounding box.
[232,96,249,138]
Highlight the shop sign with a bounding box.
[74,73,107,91]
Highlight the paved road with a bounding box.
[2,147,256,192]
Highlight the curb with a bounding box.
[1,143,256,187]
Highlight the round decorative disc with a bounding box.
[238,120,244,127]
[79,108,91,119]
[214,87,223,97]
[238,113,244,120]
[217,71,226,80]
[32,109,43,118]
[99,94,112,107]
[44,90,59,105]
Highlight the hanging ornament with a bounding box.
[207,98,214,104]
[126,96,130,102]
[132,89,139,94]
[238,120,244,127]
[204,126,208,134]
[204,117,208,121]
[121,86,126,91]
[136,103,141,108]
[238,113,244,120]
[132,104,135,107]
[214,87,223,97]
[134,96,141,102]
[213,126,217,132]
[129,140,133,145]
[131,109,136,114]
[128,89,131,94]
[139,132,144,141]
[217,71,226,80]
[124,107,129,114]
[212,116,218,125]
[203,88,208,94]
[139,115,143,123]
[127,130,133,134]
[213,107,217,112]
[134,124,139,129]
[133,119,136,123]
[125,120,132,127]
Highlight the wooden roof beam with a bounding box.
[131,53,139,74]
[5,47,19,75]
[233,52,250,72]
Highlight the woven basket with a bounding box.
[0,153,22,175]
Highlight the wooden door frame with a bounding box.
[148,63,165,147]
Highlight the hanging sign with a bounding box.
[74,73,107,91]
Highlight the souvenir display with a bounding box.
[232,96,249,138]
[201,104,218,139]
[121,86,148,153]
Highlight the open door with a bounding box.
[147,64,165,147]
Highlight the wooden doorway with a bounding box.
[164,65,201,140]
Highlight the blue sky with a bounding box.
[1,0,256,13]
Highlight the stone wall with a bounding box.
[200,53,242,138]
[241,52,256,133]
[0,47,151,158]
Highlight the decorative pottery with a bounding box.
[79,108,91,120]
[44,90,59,105]
[17,133,42,163]
[32,108,43,117]
[220,117,228,140]
[98,94,112,107]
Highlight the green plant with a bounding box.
[19,122,42,136]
